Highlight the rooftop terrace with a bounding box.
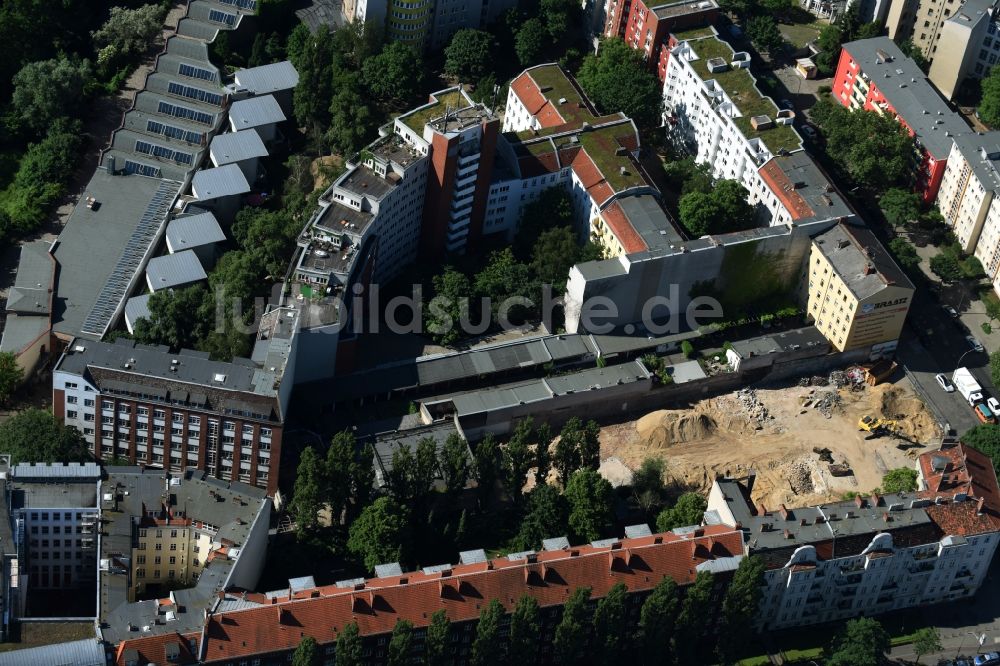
[400,89,469,134]
[685,36,801,153]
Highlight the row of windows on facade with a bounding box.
[28,525,87,536]
[66,396,272,435]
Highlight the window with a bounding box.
[67,410,78,419]
[179,63,216,81]
[84,399,94,407]
[67,395,78,404]
[154,410,166,419]
[65,382,78,389]
[157,100,214,126]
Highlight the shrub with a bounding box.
[680,340,694,358]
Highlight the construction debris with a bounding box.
[813,391,843,418]
[735,388,772,429]
[784,460,814,494]
[812,447,833,463]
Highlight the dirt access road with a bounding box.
[600,378,940,509]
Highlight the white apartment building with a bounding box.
[937,132,1000,293]
[706,442,1000,630]
[662,33,804,225]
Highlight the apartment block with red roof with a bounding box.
[603,0,719,81]
[833,37,974,204]
[111,524,743,665]
[707,442,1000,630]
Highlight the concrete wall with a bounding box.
[225,498,271,592]
[565,221,832,334]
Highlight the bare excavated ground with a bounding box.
[600,377,940,509]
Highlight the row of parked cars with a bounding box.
[935,367,999,424]
[939,653,1000,666]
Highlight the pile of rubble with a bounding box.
[800,389,843,418]
[784,460,814,494]
[736,388,772,429]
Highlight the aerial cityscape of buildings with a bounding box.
[4,0,1000,662]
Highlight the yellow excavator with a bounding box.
[858,415,900,439]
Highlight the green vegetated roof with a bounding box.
[578,124,646,192]
[687,36,801,153]
[671,25,716,41]
[400,90,469,134]
[527,65,593,126]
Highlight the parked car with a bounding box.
[944,304,958,317]
[801,125,818,140]
[975,402,998,424]
[967,335,986,353]
[989,397,1000,413]
[973,653,1000,666]
[780,98,794,110]
[937,373,956,392]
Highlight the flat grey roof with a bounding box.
[813,223,913,300]
[760,151,854,225]
[371,422,469,488]
[12,462,101,480]
[54,337,281,399]
[0,638,104,666]
[124,294,152,327]
[233,61,299,94]
[166,211,226,252]
[668,359,707,383]
[615,194,684,249]
[338,164,396,200]
[842,37,972,158]
[192,163,250,200]
[52,169,181,339]
[11,483,98,510]
[210,129,267,166]
[314,199,374,235]
[952,131,1000,194]
[228,95,286,129]
[146,250,207,291]
[730,326,829,358]
[6,242,52,315]
[0,314,50,356]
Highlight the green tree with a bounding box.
[981,65,1000,128]
[5,119,83,232]
[502,419,535,502]
[880,188,922,226]
[881,467,919,493]
[512,483,569,551]
[553,417,601,484]
[327,72,376,154]
[363,42,424,107]
[0,352,24,405]
[530,226,584,293]
[474,433,501,506]
[912,627,942,664]
[680,340,695,358]
[678,180,755,236]
[324,431,373,523]
[347,497,410,571]
[535,422,553,483]
[425,609,451,666]
[439,433,471,496]
[515,186,574,258]
[445,29,494,81]
[471,599,505,666]
[509,595,541,663]
[565,469,614,542]
[0,408,89,464]
[639,576,679,663]
[593,582,628,664]
[291,636,320,666]
[387,619,413,666]
[888,238,920,272]
[290,24,335,144]
[515,18,547,67]
[962,424,1000,469]
[825,617,890,666]
[10,56,92,135]
[930,253,963,282]
[335,622,363,666]
[474,248,536,320]
[898,38,930,72]
[631,457,666,516]
[717,556,765,664]
[290,447,324,538]
[664,156,714,195]
[577,38,661,129]
[91,4,164,66]
[133,285,210,351]
[553,587,591,663]
[540,0,579,40]
[656,492,707,531]
[675,570,714,664]
[745,15,785,53]
[426,266,473,346]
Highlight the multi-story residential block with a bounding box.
[707,441,1000,629]
[805,223,914,353]
[111,524,743,664]
[833,37,972,203]
[935,132,1000,294]
[886,0,994,61]
[99,467,269,650]
[347,0,517,51]
[7,462,101,614]
[52,307,298,495]
[602,0,719,81]
[663,30,809,223]
[928,0,1000,99]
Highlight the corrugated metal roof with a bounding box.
[146,250,207,291]
[228,95,286,129]
[234,60,299,94]
[12,462,102,480]
[0,638,104,666]
[166,212,226,252]
[124,294,152,329]
[192,163,250,200]
[210,129,267,165]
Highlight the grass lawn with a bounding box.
[779,21,824,48]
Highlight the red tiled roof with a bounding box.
[601,201,648,253]
[115,631,198,666]
[117,526,742,664]
[918,443,1000,536]
[510,72,565,128]
[759,159,815,221]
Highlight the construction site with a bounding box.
[600,370,942,509]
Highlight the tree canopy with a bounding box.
[717,556,765,663]
[509,595,541,663]
[291,636,320,666]
[961,425,1000,470]
[577,38,661,129]
[0,409,89,464]
[512,482,569,551]
[880,188,922,226]
[565,468,614,542]
[656,492,708,531]
[10,57,92,135]
[0,352,24,405]
[553,587,591,663]
[445,29,494,82]
[362,41,424,107]
[825,617,890,666]
[91,4,165,67]
[471,599,505,666]
[678,179,756,237]
[981,65,1000,128]
[515,18,547,67]
[881,467,918,493]
[347,497,411,571]
[745,15,785,54]
[335,622,363,666]
[639,576,679,663]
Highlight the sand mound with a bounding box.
[636,410,718,448]
[871,385,939,440]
